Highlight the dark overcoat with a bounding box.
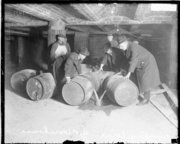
[64,52,82,78]
[49,41,71,83]
[101,41,129,72]
[125,42,161,93]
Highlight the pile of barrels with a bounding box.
[62,71,139,106]
[11,66,139,107]
[10,69,56,101]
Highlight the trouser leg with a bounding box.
[137,90,150,105]
[144,90,150,101]
[53,57,64,84]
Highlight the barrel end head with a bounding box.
[62,82,84,106]
[26,78,43,101]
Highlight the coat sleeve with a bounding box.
[66,43,71,57]
[128,48,139,73]
[101,53,108,65]
[76,61,82,74]
[64,57,74,77]
[50,43,58,61]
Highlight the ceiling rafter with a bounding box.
[71,4,99,21]
[71,4,109,32]
[5,4,66,22]
[41,4,81,21]
[5,4,87,25]
[5,29,29,36]
[8,27,31,32]
[5,22,47,27]
[66,26,89,33]
[5,10,48,27]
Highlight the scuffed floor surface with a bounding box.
[5,88,177,143]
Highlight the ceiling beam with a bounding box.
[66,26,114,34]
[66,26,88,33]
[5,4,84,24]
[71,4,99,21]
[5,4,64,22]
[8,27,31,32]
[5,10,48,27]
[66,16,140,25]
[70,4,108,32]
[5,22,48,27]
[5,29,29,36]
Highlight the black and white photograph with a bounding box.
[2,2,178,143]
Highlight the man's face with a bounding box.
[58,37,65,43]
[119,41,129,51]
[107,35,113,42]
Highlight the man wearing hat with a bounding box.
[64,47,89,83]
[117,33,161,105]
[99,33,128,74]
[50,33,71,83]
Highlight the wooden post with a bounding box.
[169,20,177,89]
[17,36,24,67]
[48,19,66,47]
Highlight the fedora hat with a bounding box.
[79,48,90,56]
[56,33,66,38]
[117,33,130,44]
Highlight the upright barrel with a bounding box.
[26,73,56,101]
[104,74,139,106]
[10,69,37,93]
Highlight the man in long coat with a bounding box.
[49,34,71,84]
[64,47,90,83]
[117,34,161,105]
[99,34,128,74]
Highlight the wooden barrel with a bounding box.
[87,71,115,91]
[62,75,94,106]
[26,73,56,101]
[104,74,139,106]
[10,69,37,93]
[62,71,115,106]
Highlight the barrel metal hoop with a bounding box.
[27,77,44,101]
[35,77,45,100]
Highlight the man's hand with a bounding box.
[99,64,104,71]
[106,49,112,55]
[116,71,122,75]
[66,77,71,83]
[124,72,131,79]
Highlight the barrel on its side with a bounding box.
[87,71,115,91]
[26,73,56,101]
[10,69,37,93]
[62,75,94,106]
[62,71,115,106]
[104,74,139,106]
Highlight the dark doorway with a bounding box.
[66,34,75,52]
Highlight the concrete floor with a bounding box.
[4,67,178,143]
